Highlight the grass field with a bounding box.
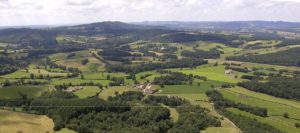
[49,50,106,72]
[51,78,110,86]
[0,86,48,99]
[227,108,300,133]
[55,128,78,133]
[28,68,69,77]
[0,70,30,79]
[0,109,54,133]
[169,64,238,83]
[84,72,128,80]
[157,80,225,94]
[74,86,101,98]
[208,59,300,72]
[161,104,179,122]
[99,86,134,100]
[220,87,300,133]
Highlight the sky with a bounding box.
[0,0,300,26]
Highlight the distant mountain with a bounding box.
[0,28,58,46]
[56,21,167,36]
[134,21,300,30]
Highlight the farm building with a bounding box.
[65,86,83,92]
[134,82,156,94]
[225,69,234,75]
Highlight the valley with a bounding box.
[0,21,300,133]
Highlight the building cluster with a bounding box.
[65,86,83,92]
[134,82,156,94]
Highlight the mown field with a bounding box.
[0,86,48,99]
[0,109,54,133]
[220,87,300,133]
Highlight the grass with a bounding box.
[99,86,134,100]
[227,108,300,133]
[208,58,300,72]
[74,86,101,98]
[84,72,128,80]
[0,109,54,133]
[169,64,238,83]
[220,88,300,133]
[157,80,225,94]
[161,104,179,122]
[135,71,162,82]
[28,68,69,77]
[202,127,241,133]
[0,86,48,99]
[49,50,105,72]
[0,70,30,79]
[51,78,110,86]
[55,128,78,133]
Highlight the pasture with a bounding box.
[0,109,54,133]
[0,86,47,99]
[157,80,225,94]
[220,87,300,133]
[169,64,238,83]
[99,86,134,100]
[74,86,101,98]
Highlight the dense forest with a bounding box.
[227,48,300,66]
[20,91,221,132]
[181,49,221,59]
[106,58,208,73]
[238,76,300,100]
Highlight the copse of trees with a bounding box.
[221,111,283,133]
[106,58,208,73]
[153,72,193,85]
[241,75,263,81]
[181,49,221,59]
[28,91,130,130]
[81,59,89,65]
[0,64,18,75]
[206,90,282,133]
[98,49,131,57]
[108,77,125,86]
[276,39,300,47]
[144,95,188,107]
[237,76,300,100]
[226,47,300,67]
[206,90,268,117]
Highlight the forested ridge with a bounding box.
[227,48,300,66]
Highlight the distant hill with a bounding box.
[134,21,300,30]
[0,28,58,46]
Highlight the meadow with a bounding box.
[169,64,239,83]
[0,109,54,133]
[0,86,47,99]
[74,86,101,98]
[220,87,300,133]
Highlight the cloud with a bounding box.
[0,0,300,26]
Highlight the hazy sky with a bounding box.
[0,0,300,26]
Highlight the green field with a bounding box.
[74,86,101,98]
[49,50,106,72]
[99,86,134,100]
[0,70,30,79]
[51,78,110,86]
[0,109,54,133]
[169,64,238,83]
[157,80,225,94]
[227,108,299,133]
[220,87,300,133]
[55,128,78,133]
[0,86,48,99]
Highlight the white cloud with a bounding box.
[0,0,299,26]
